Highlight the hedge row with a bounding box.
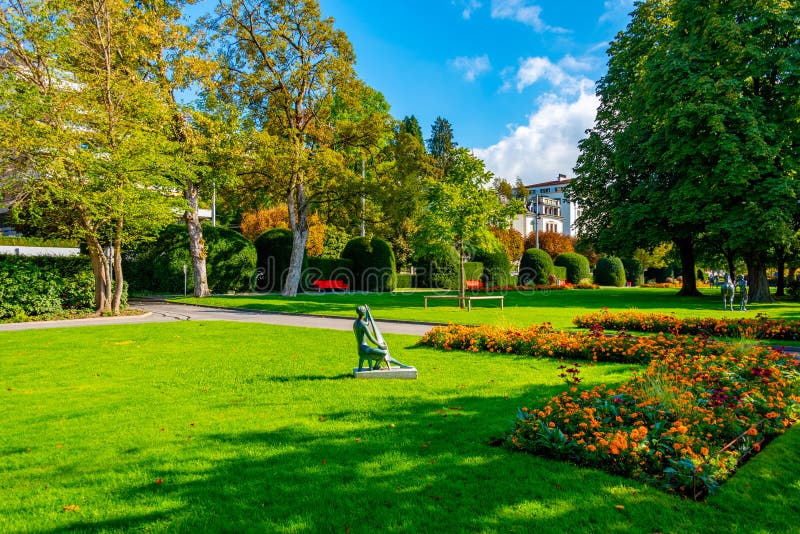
[0,255,105,319]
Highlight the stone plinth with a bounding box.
[353,367,418,379]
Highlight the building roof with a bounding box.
[525,177,573,189]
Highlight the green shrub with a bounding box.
[305,257,355,289]
[413,243,459,289]
[553,265,567,282]
[519,248,554,285]
[341,236,396,292]
[554,252,591,284]
[124,224,256,294]
[254,228,294,292]
[471,238,512,287]
[395,273,414,289]
[320,226,351,259]
[463,262,484,280]
[0,255,98,319]
[622,257,644,286]
[594,256,626,287]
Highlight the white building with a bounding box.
[512,173,581,239]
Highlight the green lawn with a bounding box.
[172,286,800,331]
[2,322,799,533]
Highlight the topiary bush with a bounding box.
[413,243,459,289]
[519,248,554,286]
[471,238,512,287]
[554,252,591,284]
[124,224,256,294]
[553,265,567,282]
[594,256,626,287]
[463,262,484,281]
[622,257,644,286]
[254,228,294,292]
[341,236,396,292]
[304,257,355,289]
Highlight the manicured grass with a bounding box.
[2,322,799,532]
[172,287,800,331]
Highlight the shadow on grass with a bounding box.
[51,385,726,533]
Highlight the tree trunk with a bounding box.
[185,179,210,297]
[284,175,309,297]
[775,248,786,297]
[675,236,701,296]
[744,252,773,303]
[458,241,465,309]
[85,235,112,314]
[111,218,124,314]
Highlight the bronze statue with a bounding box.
[354,305,411,371]
[721,275,735,311]
[737,275,748,311]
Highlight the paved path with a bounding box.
[0,299,436,336]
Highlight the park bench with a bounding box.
[311,279,349,292]
[465,279,484,290]
[423,294,504,311]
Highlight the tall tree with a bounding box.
[210,0,375,296]
[427,116,457,175]
[0,0,178,313]
[399,115,424,147]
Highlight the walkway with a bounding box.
[0,299,436,336]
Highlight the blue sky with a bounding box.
[316,0,636,184]
[188,1,635,184]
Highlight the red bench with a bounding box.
[465,279,484,290]
[311,279,349,291]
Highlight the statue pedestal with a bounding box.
[353,367,418,380]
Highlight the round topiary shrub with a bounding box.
[254,228,294,292]
[519,248,554,286]
[471,237,512,287]
[554,252,591,284]
[622,257,644,286]
[412,243,459,289]
[124,224,256,294]
[341,236,396,292]
[594,256,626,287]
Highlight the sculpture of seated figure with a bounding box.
[353,305,411,371]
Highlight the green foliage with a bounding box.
[553,266,567,282]
[341,236,396,292]
[0,236,79,248]
[0,255,99,319]
[622,257,644,286]
[519,249,554,286]
[254,228,295,292]
[471,238,512,287]
[124,225,256,294]
[595,256,626,287]
[555,252,592,284]
[320,225,351,259]
[305,257,355,289]
[395,273,413,289]
[413,243,459,289]
[463,262,484,281]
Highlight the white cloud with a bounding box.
[472,89,599,183]
[490,0,568,33]
[449,54,492,82]
[599,0,634,24]
[457,0,482,19]
[513,55,594,94]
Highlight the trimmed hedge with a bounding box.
[472,240,512,287]
[518,248,554,286]
[254,228,295,292]
[464,261,484,281]
[622,257,644,286]
[553,265,567,281]
[305,257,355,289]
[554,252,591,284]
[0,255,105,319]
[395,273,414,289]
[341,236,396,292]
[124,224,256,294]
[594,256,626,287]
[413,243,459,289]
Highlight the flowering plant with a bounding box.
[420,322,800,498]
[574,309,800,341]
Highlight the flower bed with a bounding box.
[419,323,800,497]
[573,309,800,340]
